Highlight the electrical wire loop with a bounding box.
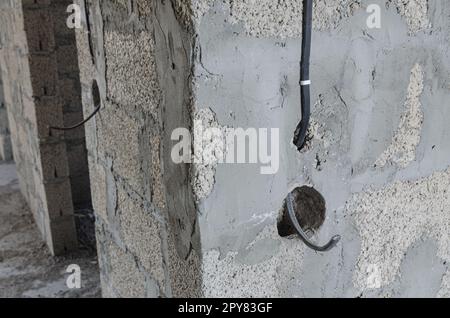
[286,193,341,252]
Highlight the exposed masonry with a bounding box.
[375,64,424,168]
[299,96,337,163]
[348,168,450,290]
[173,0,215,27]
[104,31,162,121]
[202,226,305,297]
[299,88,351,177]
[174,0,363,37]
[78,0,445,298]
[173,0,360,35]
[1,0,445,298]
[388,0,430,34]
[0,162,101,298]
[301,118,322,152]
[175,0,430,36]
[192,108,226,201]
[75,0,170,297]
[228,0,362,37]
[75,0,202,297]
[0,0,91,255]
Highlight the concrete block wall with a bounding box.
[75,0,202,297]
[0,77,13,161]
[0,0,448,299]
[73,0,450,298]
[0,0,91,255]
[53,0,92,212]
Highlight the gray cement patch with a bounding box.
[191,0,449,298]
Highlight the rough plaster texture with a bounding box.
[187,0,449,297]
[0,0,92,255]
[73,0,448,298]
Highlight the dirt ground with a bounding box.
[0,161,101,298]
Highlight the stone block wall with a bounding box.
[0,0,91,255]
[1,0,448,298]
[75,0,201,297]
[75,0,450,298]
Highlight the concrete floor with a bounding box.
[0,161,101,298]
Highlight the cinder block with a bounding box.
[48,215,78,255]
[70,174,92,207]
[58,77,78,103]
[104,29,162,117]
[44,178,74,220]
[59,77,83,113]
[61,111,86,141]
[38,141,70,181]
[106,238,147,298]
[56,45,79,74]
[51,0,77,38]
[28,54,58,97]
[117,183,165,288]
[22,0,52,8]
[66,143,89,176]
[88,157,108,224]
[97,105,148,197]
[34,95,64,139]
[22,8,55,53]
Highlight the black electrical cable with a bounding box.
[289,2,341,251]
[50,80,101,132]
[286,193,341,252]
[49,104,101,131]
[293,0,313,151]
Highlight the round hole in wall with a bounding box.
[277,186,326,238]
[92,80,101,106]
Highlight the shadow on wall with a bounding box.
[0,77,13,161]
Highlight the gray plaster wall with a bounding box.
[181,0,449,297]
